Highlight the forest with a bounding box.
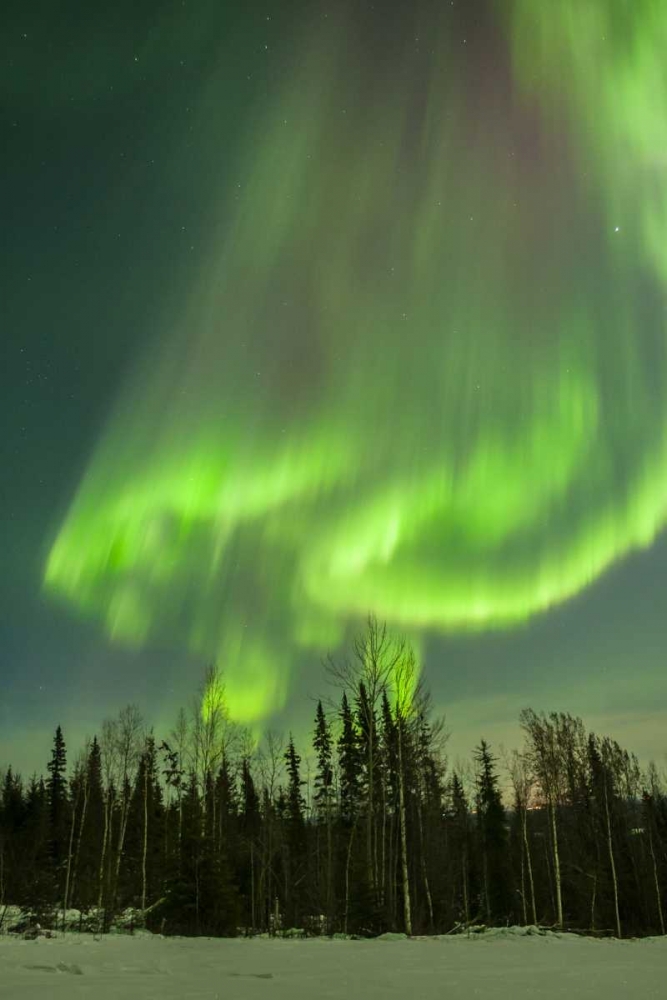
[1,620,665,940]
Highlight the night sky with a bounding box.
[2,0,666,774]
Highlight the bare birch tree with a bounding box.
[191,666,229,806]
[103,705,144,918]
[644,762,666,935]
[506,748,537,925]
[520,710,565,928]
[393,646,417,936]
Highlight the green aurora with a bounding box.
[44,1,667,722]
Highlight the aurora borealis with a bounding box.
[3,0,667,766]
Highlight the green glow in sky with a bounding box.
[44,2,667,722]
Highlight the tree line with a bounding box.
[0,618,665,939]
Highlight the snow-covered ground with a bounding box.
[0,927,665,999]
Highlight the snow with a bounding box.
[0,928,665,999]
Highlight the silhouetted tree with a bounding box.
[46,726,69,899]
[474,740,511,924]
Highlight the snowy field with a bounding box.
[0,928,665,999]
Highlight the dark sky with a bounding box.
[2,0,666,775]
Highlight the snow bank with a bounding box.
[0,906,143,936]
[0,928,664,999]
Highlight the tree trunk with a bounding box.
[461,847,470,927]
[519,828,527,925]
[417,799,434,931]
[388,810,396,925]
[326,802,333,933]
[70,777,89,908]
[97,792,111,912]
[367,743,375,901]
[177,786,183,868]
[380,777,386,910]
[141,766,149,914]
[522,806,537,924]
[266,809,274,933]
[344,824,356,935]
[110,793,131,915]
[647,823,665,935]
[195,856,200,935]
[250,841,256,930]
[549,800,563,929]
[603,778,621,938]
[397,723,412,935]
[482,850,490,924]
[62,786,79,920]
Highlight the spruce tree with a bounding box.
[46,726,69,899]
[356,681,380,890]
[413,713,442,932]
[215,757,238,859]
[338,693,360,824]
[380,692,399,923]
[72,737,105,912]
[24,777,50,909]
[239,758,261,929]
[1,768,26,902]
[313,702,333,816]
[448,773,472,927]
[214,757,239,921]
[284,738,306,826]
[313,701,335,929]
[150,771,238,936]
[474,740,511,924]
[283,737,306,927]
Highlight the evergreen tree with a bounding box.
[239,757,261,928]
[313,701,335,928]
[150,772,238,936]
[379,691,399,924]
[46,726,69,899]
[284,737,306,829]
[474,740,511,924]
[283,736,306,926]
[338,693,360,824]
[338,692,381,934]
[73,737,105,911]
[215,757,238,858]
[448,773,472,927]
[1,768,26,903]
[313,702,333,816]
[413,713,443,932]
[24,776,50,908]
[356,680,381,896]
[214,757,239,923]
